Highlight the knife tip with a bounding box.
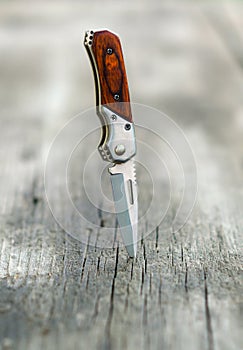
[126,243,137,258]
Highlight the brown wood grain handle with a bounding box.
[85,30,132,122]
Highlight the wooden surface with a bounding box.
[0,1,242,350]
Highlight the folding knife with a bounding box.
[84,29,138,257]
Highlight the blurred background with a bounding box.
[1,0,242,220]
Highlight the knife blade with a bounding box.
[109,159,137,257]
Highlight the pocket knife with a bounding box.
[84,29,138,257]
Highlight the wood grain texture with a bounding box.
[90,30,133,122]
[0,2,242,350]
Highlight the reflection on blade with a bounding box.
[109,159,138,257]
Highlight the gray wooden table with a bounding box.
[0,1,242,350]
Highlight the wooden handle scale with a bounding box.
[84,30,133,123]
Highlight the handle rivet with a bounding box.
[115,144,126,156]
[125,123,131,131]
[111,115,117,121]
[107,48,113,55]
[114,94,120,101]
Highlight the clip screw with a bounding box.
[107,48,113,55]
[114,94,120,101]
[125,123,131,131]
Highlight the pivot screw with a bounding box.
[111,114,117,121]
[107,48,113,55]
[114,94,120,101]
[115,144,126,156]
[125,123,131,131]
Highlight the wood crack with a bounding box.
[104,247,119,349]
[204,269,214,350]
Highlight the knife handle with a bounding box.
[84,30,133,123]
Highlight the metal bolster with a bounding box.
[98,106,136,163]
